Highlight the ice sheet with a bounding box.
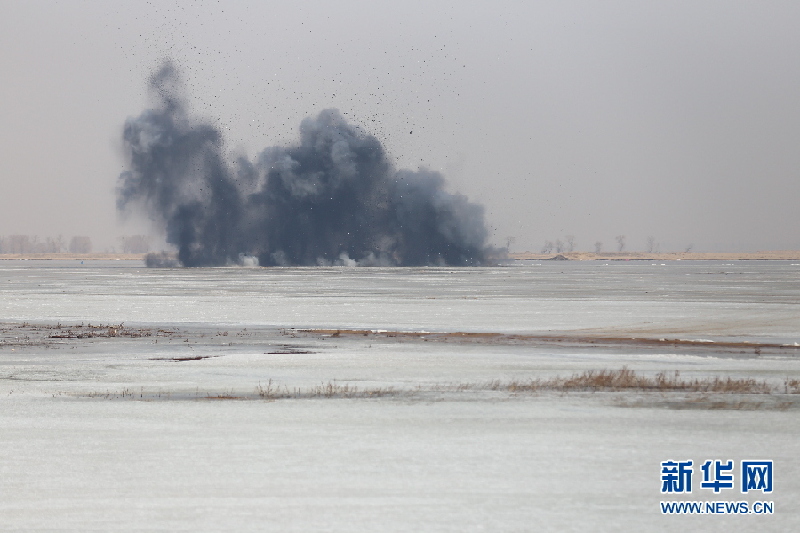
[1,260,799,340]
[1,261,798,531]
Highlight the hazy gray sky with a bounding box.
[2,0,799,252]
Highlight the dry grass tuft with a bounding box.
[501,367,775,394]
[80,368,799,408]
[784,378,800,394]
[256,379,400,400]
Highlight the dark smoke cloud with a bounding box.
[118,61,491,267]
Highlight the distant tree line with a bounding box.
[0,235,156,254]
[541,235,576,254]
[536,234,694,253]
[118,235,151,254]
[0,235,95,254]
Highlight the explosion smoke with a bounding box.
[118,62,490,267]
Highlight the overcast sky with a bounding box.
[2,0,799,252]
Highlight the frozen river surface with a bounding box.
[1,260,799,531]
[2,260,800,340]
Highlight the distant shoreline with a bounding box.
[2,251,800,262]
[0,253,147,261]
[509,251,800,261]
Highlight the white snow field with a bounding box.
[1,260,799,531]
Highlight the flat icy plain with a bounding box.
[1,260,798,531]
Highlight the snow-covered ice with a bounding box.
[1,260,798,531]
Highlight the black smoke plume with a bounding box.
[118,62,491,267]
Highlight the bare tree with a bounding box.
[555,238,564,253]
[69,236,92,254]
[564,235,575,252]
[45,235,64,253]
[684,243,694,253]
[594,241,603,253]
[541,240,554,254]
[7,235,30,253]
[615,235,626,252]
[646,236,656,253]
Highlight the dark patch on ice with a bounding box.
[150,355,221,362]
